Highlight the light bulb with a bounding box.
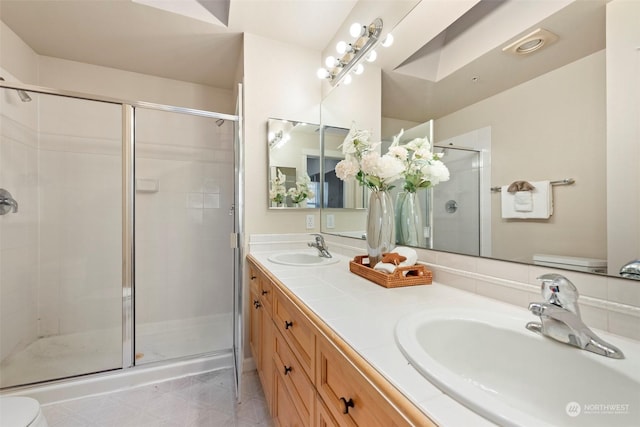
[366,50,377,62]
[354,63,364,75]
[343,74,352,85]
[316,68,330,79]
[350,22,363,38]
[325,56,338,68]
[336,41,348,54]
[381,33,394,47]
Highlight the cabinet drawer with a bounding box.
[260,276,274,312]
[316,335,409,427]
[273,367,306,427]
[273,288,315,381]
[249,289,261,368]
[316,394,339,427]
[273,328,314,425]
[249,265,260,295]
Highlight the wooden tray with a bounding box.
[349,255,432,288]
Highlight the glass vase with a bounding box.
[395,191,425,247]
[366,189,395,267]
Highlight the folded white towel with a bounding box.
[373,246,418,275]
[501,181,553,219]
[514,191,533,212]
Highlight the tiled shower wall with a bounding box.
[0,75,39,361]
[2,91,235,364]
[36,95,123,337]
[134,108,235,326]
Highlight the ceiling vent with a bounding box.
[502,28,558,55]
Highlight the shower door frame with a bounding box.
[0,80,242,386]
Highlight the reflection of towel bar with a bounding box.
[491,178,575,192]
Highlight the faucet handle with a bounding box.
[537,273,580,316]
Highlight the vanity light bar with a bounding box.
[317,18,387,86]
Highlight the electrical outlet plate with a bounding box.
[326,214,335,229]
[306,214,315,229]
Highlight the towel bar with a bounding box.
[491,178,575,192]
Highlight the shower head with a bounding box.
[0,77,32,102]
[215,118,224,127]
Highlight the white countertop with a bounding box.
[249,249,529,427]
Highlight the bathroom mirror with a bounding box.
[320,0,638,278]
[267,118,321,208]
[321,125,367,210]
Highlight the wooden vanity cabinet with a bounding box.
[248,264,274,409]
[316,395,339,427]
[247,256,433,427]
[316,334,408,427]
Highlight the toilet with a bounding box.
[0,397,48,427]
[533,254,607,274]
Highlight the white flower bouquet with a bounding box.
[288,174,315,205]
[269,168,287,204]
[388,129,450,193]
[335,123,404,191]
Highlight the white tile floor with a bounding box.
[41,369,273,427]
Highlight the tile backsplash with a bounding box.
[249,233,640,341]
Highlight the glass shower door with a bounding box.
[134,107,235,364]
[431,147,481,256]
[0,89,123,388]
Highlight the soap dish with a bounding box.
[349,255,432,288]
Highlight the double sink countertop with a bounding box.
[249,249,510,426]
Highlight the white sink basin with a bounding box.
[268,251,339,266]
[395,308,640,427]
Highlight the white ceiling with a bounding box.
[0,0,607,123]
[0,0,358,89]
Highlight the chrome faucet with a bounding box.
[308,234,332,258]
[526,273,624,359]
[620,260,640,280]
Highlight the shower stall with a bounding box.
[0,81,242,392]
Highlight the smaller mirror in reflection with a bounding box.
[321,125,367,209]
[267,118,320,208]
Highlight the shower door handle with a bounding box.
[0,188,18,215]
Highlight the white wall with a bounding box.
[435,51,606,263]
[242,33,322,238]
[606,0,640,275]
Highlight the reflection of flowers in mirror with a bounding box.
[288,174,315,206]
[269,169,287,205]
[389,129,450,193]
[335,122,404,191]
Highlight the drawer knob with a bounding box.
[261,290,269,296]
[284,320,293,329]
[251,275,257,280]
[284,365,292,375]
[253,300,261,309]
[339,397,355,414]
